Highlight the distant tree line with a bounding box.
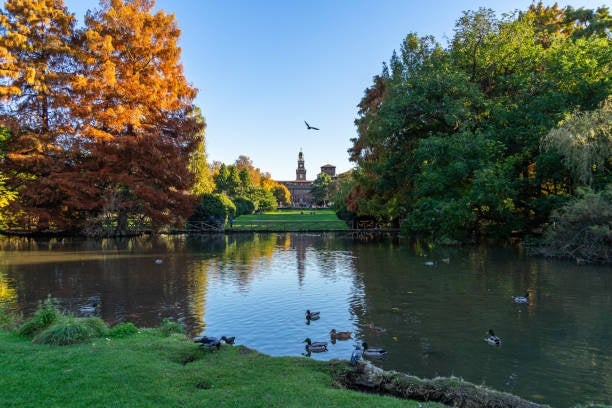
[331,3,610,262]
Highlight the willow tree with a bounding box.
[69,0,202,234]
[0,0,78,230]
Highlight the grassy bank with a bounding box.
[231,209,349,231]
[0,327,435,407]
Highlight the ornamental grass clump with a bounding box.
[18,296,62,337]
[33,316,107,346]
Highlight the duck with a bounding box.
[303,338,327,352]
[330,329,352,341]
[362,342,387,358]
[350,345,363,365]
[194,336,221,350]
[512,293,529,304]
[484,329,501,346]
[221,336,235,345]
[79,302,98,315]
[154,259,163,264]
[368,322,386,333]
[306,310,320,320]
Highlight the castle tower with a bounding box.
[296,149,306,181]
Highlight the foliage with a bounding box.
[0,0,202,234]
[541,96,611,188]
[17,296,62,338]
[188,107,215,196]
[233,196,255,216]
[0,303,20,330]
[189,193,235,224]
[530,185,611,264]
[157,317,184,337]
[32,316,107,346]
[310,172,332,206]
[346,4,611,246]
[108,322,139,338]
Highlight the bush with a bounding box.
[33,317,100,345]
[18,296,62,338]
[108,322,139,338]
[530,185,611,264]
[82,317,109,337]
[233,196,255,216]
[157,318,184,337]
[189,193,236,225]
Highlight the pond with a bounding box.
[0,233,610,407]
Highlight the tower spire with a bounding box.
[296,149,306,181]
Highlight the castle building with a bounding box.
[278,150,336,208]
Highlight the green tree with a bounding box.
[541,97,611,188]
[310,172,332,206]
[188,107,214,196]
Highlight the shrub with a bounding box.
[82,317,109,337]
[189,193,236,225]
[108,322,139,338]
[157,317,184,337]
[18,296,62,338]
[531,185,611,264]
[33,317,99,345]
[233,196,255,216]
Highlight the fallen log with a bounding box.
[337,360,549,408]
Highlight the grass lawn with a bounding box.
[231,208,349,231]
[0,328,438,408]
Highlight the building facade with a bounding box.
[278,150,336,208]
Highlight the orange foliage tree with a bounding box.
[0,0,79,230]
[1,0,203,234]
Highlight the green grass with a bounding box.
[0,328,438,408]
[232,209,349,231]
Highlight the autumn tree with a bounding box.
[67,0,202,234]
[0,0,78,230]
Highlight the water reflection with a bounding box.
[0,234,610,407]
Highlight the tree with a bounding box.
[310,172,332,206]
[68,0,201,234]
[541,96,611,188]
[188,106,214,196]
[0,0,79,230]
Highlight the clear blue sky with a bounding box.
[64,0,607,181]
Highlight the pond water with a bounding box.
[0,233,610,407]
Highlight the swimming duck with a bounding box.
[512,293,529,304]
[330,329,352,340]
[362,342,386,358]
[194,336,221,350]
[79,302,98,315]
[154,259,163,264]
[484,329,501,346]
[368,322,386,333]
[306,310,320,320]
[303,338,327,352]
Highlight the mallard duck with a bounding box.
[221,336,235,345]
[362,342,386,358]
[484,329,501,346]
[306,310,320,320]
[368,322,386,333]
[512,293,529,304]
[330,329,352,340]
[194,336,221,350]
[79,302,98,315]
[303,337,327,352]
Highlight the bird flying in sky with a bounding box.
[304,121,319,130]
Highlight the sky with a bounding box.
[63,0,608,181]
